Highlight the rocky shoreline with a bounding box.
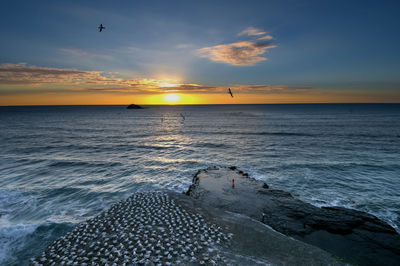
[186,166,400,265]
[31,166,400,265]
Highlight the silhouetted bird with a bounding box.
[228,88,233,98]
[98,24,105,32]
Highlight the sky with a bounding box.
[1,0,400,105]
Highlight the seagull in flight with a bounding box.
[98,24,105,32]
[228,88,233,98]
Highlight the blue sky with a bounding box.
[1,0,399,104]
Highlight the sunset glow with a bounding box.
[0,1,399,105]
[163,94,180,104]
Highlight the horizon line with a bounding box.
[1,102,400,107]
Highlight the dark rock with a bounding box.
[262,183,269,189]
[126,104,144,109]
[186,166,400,266]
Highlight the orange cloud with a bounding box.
[0,64,317,97]
[0,63,180,89]
[0,63,120,85]
[197,27,276,66]
[258,35,273,40]
[197,40,276,66]
[238,27,267,36]
[87,84,316,95]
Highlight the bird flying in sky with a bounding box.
[228,88,233,98]
[98,24,105,32]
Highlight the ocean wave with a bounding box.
[48,160,122,168]
[266,162,400,172]
[307,197,400,234]
[193,130,315,137]
[191,142,233,149]
[189,130,400,139]
[0,190,37,222]
[339,133,400,139]
[0,221,74,266]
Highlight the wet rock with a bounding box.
[186,166,400,266]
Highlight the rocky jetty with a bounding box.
[32,166,400,265]
[31,191,343,265]
[186,166,400,266]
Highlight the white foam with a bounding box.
[368,209,399,233]
[309,196,355,209]
[0,220,39,265]
[308,196,400,234]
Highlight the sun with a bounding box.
[163,94,180,104]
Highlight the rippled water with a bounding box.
[1,104,399,265]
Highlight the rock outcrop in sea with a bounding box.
[32,166,400,265]
[126,104,144,109]
[186,166,400,266]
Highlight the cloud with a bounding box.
[0,63,154,87]
[238,27,267,36]
[175,44,193,49]
[258,35,273,40]
[232,85,316,94]
[60,48,113,60]
[88,84,316,95]
[197,27,276,66]
[0,63,316,96]
[87,84,222,94]
[197,40,276,66]
[0,63,194,94]
[0,63,104,85]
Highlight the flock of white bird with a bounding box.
[31,192,232,265]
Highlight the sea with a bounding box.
[0,103,399,265]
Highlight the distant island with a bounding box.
[126,104,144,109]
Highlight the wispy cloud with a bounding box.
[232,85,316,94]
[0,63,154,87]
[175,44,193,49]
[0,63,189,94]
[60,48,113,60]
[87,84,316,95]
[257,35,273,40]
[197,27,276,66]
[0,63,315,95]
[0,63,103,85]
[238,27,266,36]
